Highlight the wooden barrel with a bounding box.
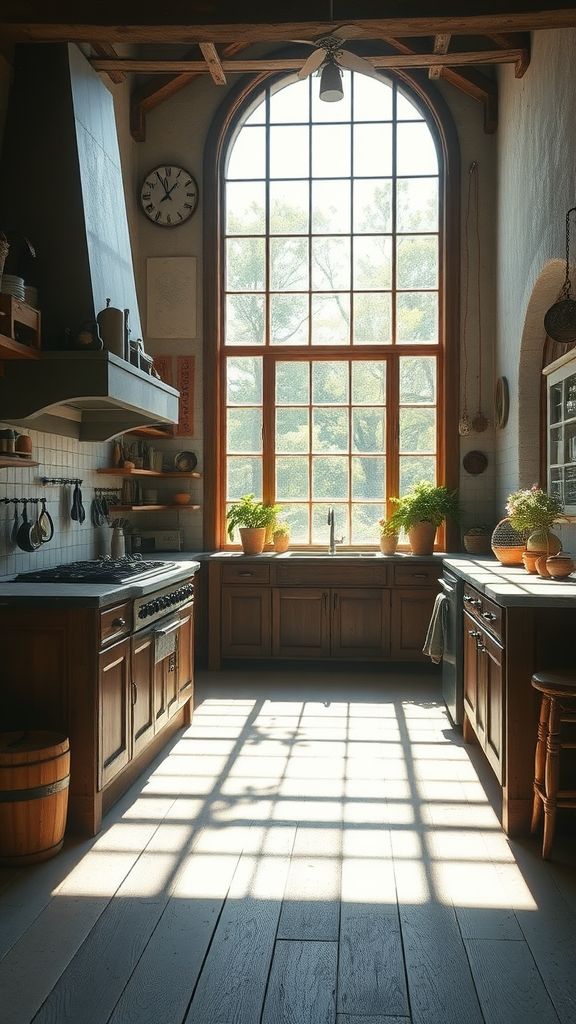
[0,731,70,866]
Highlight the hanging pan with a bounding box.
[17,500,41,552]
[544,207,576,343]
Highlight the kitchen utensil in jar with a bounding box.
[17,501,40,552]
[38,498,54,542]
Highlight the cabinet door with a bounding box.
[331,588,390,659]
[176,602,194,708]
[390,589,439,661]
[477,631,505,783]
[463,610,481,726]
[272,588,330,658]
[131,630,155,758]
[221,585,272,658]
[154,621,180,730]
[98,638,131,789]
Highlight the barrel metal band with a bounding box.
[0,775,70,802]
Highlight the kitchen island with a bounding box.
[444,556,576,837]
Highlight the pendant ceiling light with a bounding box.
[544,206,576,343]
[319,59,344,102]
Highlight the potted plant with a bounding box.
[226,494,282,555]
[463,524,493,556]
[272,521,291,553]
[505,485,565,555]
[388,480,464,555]
[378,517,399,555]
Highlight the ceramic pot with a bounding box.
[535,555,552,578]
[491,518,526,565]
[522,550,547,574]
[408,521,436,556]
[273,533,289,553]
[463,534,491,556]
[545,554,575,580]
[239,527,266,555]
[379,534,399,555]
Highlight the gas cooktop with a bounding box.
[14,556,177,585]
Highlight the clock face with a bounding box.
[139,165,198,226]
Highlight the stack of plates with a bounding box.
[24,285,38,307]
[1,274,25,300]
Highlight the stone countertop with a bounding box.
[443,556,576,608]
[0,559,201,608]
[206,550,446,562]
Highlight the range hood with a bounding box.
[0,352,180,441]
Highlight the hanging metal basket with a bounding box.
[544,207,576,343]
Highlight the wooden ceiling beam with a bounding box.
[484,32,531,75]
[2,9,576,44]
[429,33,451,80]
[199,43,227,85]
[88,42,125,83]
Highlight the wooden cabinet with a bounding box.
[99,638,131,788]
[463,606,504,783]
[131,629,156,758]
[209,556,439,668]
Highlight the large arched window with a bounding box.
[205,70,459,550]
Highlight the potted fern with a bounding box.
[388,480,464,555]
[226,494,282,554]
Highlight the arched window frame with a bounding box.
[203,69,460,551]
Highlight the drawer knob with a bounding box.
[238,571,254,577]
[482,611,497,621]
[112,617,126,627]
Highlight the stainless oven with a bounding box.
[439,568,464,727]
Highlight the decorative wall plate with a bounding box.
[462,450,488,475]
[174,450,197,472]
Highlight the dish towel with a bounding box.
[422,591,447,664]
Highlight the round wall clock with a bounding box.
[139,164,198,227]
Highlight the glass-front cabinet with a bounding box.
[544,349,576,511]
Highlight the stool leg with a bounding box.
[542,696,561,860]
[531,694,550,835]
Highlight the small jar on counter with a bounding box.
[0,429,16,453]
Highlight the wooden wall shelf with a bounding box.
[97,468,201,478]
[0,455,39,467]
[0,295,41,360]
[109,504,200,512]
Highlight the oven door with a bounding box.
[439,570,464,727]
[154,616,181,729]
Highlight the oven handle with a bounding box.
[154,618,181,636]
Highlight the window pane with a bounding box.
[311,294,350,345]
[313,362,349,403]
[396,292,438,344]
[397,178,438,232]
[312,180,351,233]
[270,294,309,345]
[270,181,309,234]
[312,459,349,500]
[353,236,392,289]
[227,408,262,452]
[396,123,438,175]
[226,357,263,404]
[399,457,436,494]
[313,408,349,452]
[226,457,262,501]
[270,78,310,122]
[353,504,384,544]
[312,237,350,290]
[352,362,386,404]
[276,457,309,500]
[312,125,351,177]
[270,126,310,178]
[354,75,393,120]
[276,408,310,453]
[397,236,438,289]
[354,180,392,233]
[353,293,392,345]
[397,89,424,120]
[312,503,348,543]
[276,362,310,404]
[270,238,309,290]
[399,357,436,404]
[226,182,266,234]
[352,409,384,453]
[353,123,393,175]
[399,408,436,453]
[225,294,265,345]
[227,125,266,178]
[352,456,385,498]
[226,238,265,290]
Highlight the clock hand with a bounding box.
[156,170,168,192]
[159,181,180,202]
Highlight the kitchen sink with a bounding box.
[284,551,378,558]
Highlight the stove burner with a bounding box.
[14,556,176,585]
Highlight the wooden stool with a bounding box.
[531,670,576,859]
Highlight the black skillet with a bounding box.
[17,500,41,552]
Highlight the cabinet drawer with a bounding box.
[221,562,270,584]
[477,595,504,641]
[393,563,442,587]
[99,602,131,647]
[276,562,389,586]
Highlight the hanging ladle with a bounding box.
[544,207,576,343]
[38,498,54,543]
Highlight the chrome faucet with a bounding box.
[327,506,343,555]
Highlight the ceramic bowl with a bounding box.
[173,492,191,505]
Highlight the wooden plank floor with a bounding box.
[2,665,576,1024]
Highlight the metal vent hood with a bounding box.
[0,352,179,441]
[0,44,180,440]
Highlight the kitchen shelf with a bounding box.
[126,425,175,439]
[0,295,41,359]
[109,504,200,512]
[0,455,39,467]
[97,468,201,478]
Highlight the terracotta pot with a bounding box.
[408,521,436,556]
[535,555,552,578]
[491,518,526,565]
[522,550,547,574]
[546,554,575,580]
[273,533,290,553]
[239,527,266,555]
[379,534,399,555]
[463,534,492,555]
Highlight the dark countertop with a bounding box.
[0,559,201,608]
[443,556,576,608]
